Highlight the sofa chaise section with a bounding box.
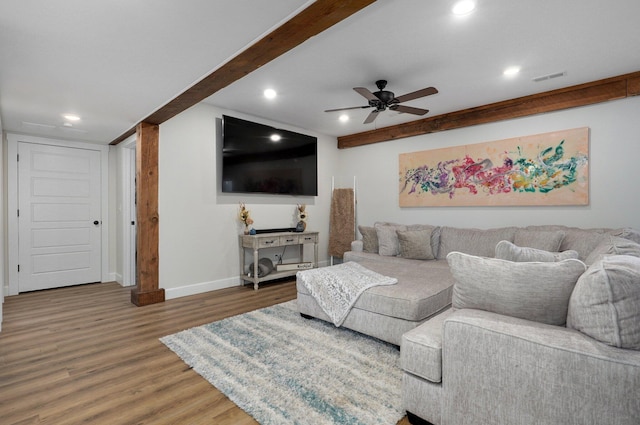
[297,258,453,346]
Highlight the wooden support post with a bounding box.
[131,122,164,306]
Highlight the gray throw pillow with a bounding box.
[408,224,440,258]
[447,251,587,325]
[584,236,640,265]
[514,229,565,251]
[567,255,640,350]
[358,225,379,253]
[495,240,579,262]
[397,229,435,260]
[375,222,407,256]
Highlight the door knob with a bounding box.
[93,220,100,226]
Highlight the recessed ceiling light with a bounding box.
[503,66,521,76]
[339,114,349,122]
[452,0,476,15]
[270,133,281,142]
[264,89,277,99]
[63,114,81,121]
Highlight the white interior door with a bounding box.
[18,142,102,292]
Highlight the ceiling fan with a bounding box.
[325,80,438,124]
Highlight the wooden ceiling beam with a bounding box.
[110,0,376,145]
[337,70,640,149]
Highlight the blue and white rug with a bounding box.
[160,300,403,425]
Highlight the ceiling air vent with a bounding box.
[532,71,567,82]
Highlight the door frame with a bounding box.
[118,135,136,287]
[7,133,109,296]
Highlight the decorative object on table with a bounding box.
[238,202,254,234]
[399,127,589,207]
[247,257,274,278]
[160,300,403,425]
[295,203,307,232]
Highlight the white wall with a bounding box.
[158,103,341,298]
[335,96,640,231]
[148,95,640,300]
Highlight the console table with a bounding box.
[239,231,319,290]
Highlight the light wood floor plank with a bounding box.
[0,280,411,425]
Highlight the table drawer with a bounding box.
[279,235,299,246]
[257,237,279,248]
[299,233,317,244]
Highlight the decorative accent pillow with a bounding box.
[567,255,640,350]
[397,229,435,260]
[375,222,407,256]
[408,224,440,258]
[495,240,579,262]
[447,251,587,325]
[513,229,565,251]
[584,236,640,265]
[358,225,379,253]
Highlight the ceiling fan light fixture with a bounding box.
[452,0,476,16]
[326,80,437,124]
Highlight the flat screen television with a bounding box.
[221,115,318,196]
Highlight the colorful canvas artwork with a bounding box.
[399,127,589,207]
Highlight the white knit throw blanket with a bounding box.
[298,261,398,326]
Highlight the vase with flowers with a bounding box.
[238,203,254,234]
[296,204,307,232]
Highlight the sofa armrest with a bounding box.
[350,240,363,252]
[441,309,640,425]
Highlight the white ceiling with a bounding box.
[1,0,639,145]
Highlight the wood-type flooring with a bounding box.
[0,280,412,424]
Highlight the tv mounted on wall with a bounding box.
[221,115,318,196]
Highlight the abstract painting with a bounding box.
[399,127,589,207]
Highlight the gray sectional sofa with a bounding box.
[296,223,640,425]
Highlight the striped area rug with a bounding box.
[160,300,403,425]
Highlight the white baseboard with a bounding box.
[163,262,332,301]
[164,277,241,300]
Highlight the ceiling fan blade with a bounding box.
[324,105,370,113]
[394,87,438,103]
[363,110,379,124]
[353,87,379,101]
[392,105,429,115]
